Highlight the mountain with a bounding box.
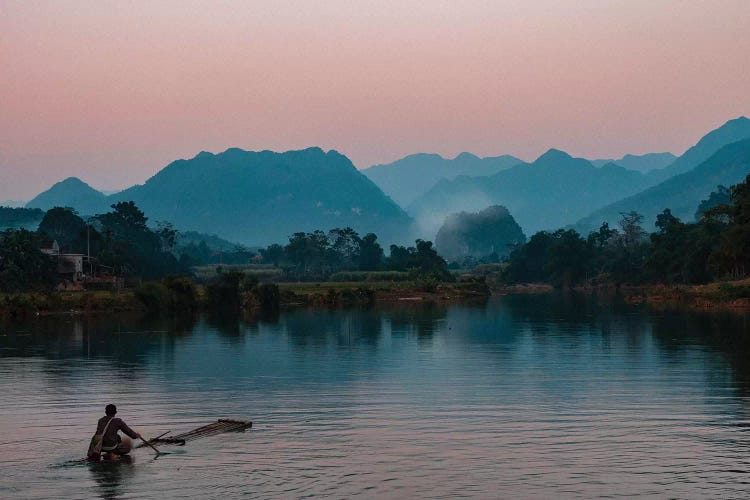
[26,177,108,215]
[363,152,522,207]
[574,138,750,234]
[29,148,413,246]
[435,205,526,260]
[589,152,676,173]
[408,149,648,237]
[646,116,750,184]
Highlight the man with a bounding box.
[89,404,143,461]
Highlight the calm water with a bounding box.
[2,295,750,499]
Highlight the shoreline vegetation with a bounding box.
[3,277,750,319]
[3,172,750,319]
[0,280,491,319]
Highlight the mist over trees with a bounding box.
[435,205,526,262]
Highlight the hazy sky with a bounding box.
[2,0,749,200]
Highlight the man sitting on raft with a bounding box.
[89,404,143,461]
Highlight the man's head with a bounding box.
[105,404,117,416]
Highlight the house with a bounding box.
[40,240,87,283]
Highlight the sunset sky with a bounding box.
[2,0,749,200]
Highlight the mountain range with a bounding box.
[27,148,413,246]
[575,137,750,233]
[407,150,649,237]
[362,152,522,207]
[25,116,750,247]
[406,117,750,237]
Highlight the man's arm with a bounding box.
[118,419,142,440]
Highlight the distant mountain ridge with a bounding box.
[575,138,750,233]
[646,116,750,184]
[363,152,522,207]
[589,152,676,173]
[27,147,413,246]
[408,148,649,237]
[409,116,750,238]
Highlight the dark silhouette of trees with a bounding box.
[358,233,384,271]
[37,207,88,253]
[0,228,55,292]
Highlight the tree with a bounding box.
[387,239,451,279]
[328,227,361,270]
[0,229,55,292]
[358,233,383,271]
[260,243,284,267]
[544,229,590,287]
[695,185,731,221]
[95,201,182,279]
[709,174,750,278]
[37,207,87,253]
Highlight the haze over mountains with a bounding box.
[407,117,750,237]
[23,116,750,247]
[363,153,522,207]
[27,148,412,246]
[408,149,649,236]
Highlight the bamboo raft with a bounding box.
[138,419,252,447]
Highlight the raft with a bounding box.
[137,419,252,447]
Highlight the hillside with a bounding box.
[646,116,750,184]
[363,152,522,207]
[575,138,750,233]
[28,148,414,246]
[408,149,648,237]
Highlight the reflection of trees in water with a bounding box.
[279,308,384,349]
[204,310,242,341]
[649,308,750,395]
[0,313,199,377]
[498,292,654,350]
[88,457,135,500]
[385,302,448,346]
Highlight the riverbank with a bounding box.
[491,279,750,311]
[620,279,750,310]
[0,280,490,317]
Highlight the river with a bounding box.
[1,294,750,498]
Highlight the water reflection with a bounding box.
[2,295,750,498]
[88,458,135,500]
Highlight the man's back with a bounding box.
[96,415,137,448]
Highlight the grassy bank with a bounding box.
[0,280,491,317]
[0,290,143,318]
[277,280,490,307]
[622,279,750,309]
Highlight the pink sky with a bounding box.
[1,0,749,200]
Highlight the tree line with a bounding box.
[503,174,750,287]
[259,229,450,281]
[0,201,451,292]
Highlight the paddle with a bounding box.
[140,436,164,455]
